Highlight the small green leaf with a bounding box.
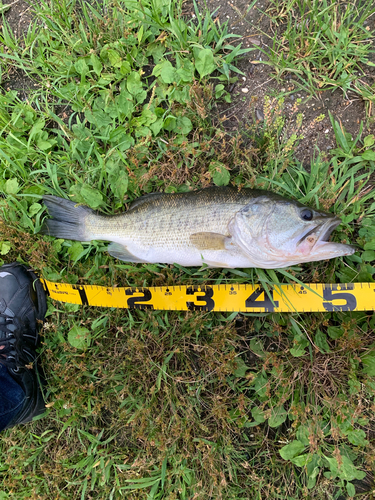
[327,326,343,339]
[90,54,103,76]
[28,203,42,216]
[80,184,103,209]
[5,178,19,194]
[361,250,375,262]
[251,407,265,423]
[346,428,369,446]
[346,482,355,498]
[291,453,311,467]
[108,49,122,68]
[160,60,176,84]
[0,241,11,255]
[209,161,230,186]
[325,455,366,481]
[361,150,375,161]
[249,338,265,358]
[175,116,192,135]
[195,48,216,78]
[74,59,89,76]
[280,440,306,460]
[233,357,250,377]
[315,329,331,353]
[68,325,90,350]
[290,335,309,357]
[163,115,177,131]
[127,71,143,95]
[269,405,287,428]
[363,135,374,148]
[68,241,84,261]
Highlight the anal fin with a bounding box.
[107,243,146,263]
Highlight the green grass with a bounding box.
[0,0,375,498]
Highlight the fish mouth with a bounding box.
[297,219,340,248]
[297,217,356,257]
[316,219,341,244]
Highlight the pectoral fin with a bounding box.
[107,243,146,263]
[190,232,231,250]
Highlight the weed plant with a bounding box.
[263,0,375,96]
[0,0,374,499]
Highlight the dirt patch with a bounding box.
[192,0,375,165]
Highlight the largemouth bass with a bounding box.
[41,187,355,269]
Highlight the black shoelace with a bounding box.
[0,315,33,369]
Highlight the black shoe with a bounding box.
[0,262,47,428]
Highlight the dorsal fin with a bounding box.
[129,192,166,210]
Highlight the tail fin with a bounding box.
[40,195,94,242]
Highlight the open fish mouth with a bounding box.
[296,218,341,250]
[316,219,341,245]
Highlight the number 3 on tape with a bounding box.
[186,285,215,311]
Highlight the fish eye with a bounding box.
[300,208,313,221]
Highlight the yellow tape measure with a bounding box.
[41,280,375,313]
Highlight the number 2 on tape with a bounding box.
[125,288,154,310]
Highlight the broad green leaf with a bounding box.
[68,325,90,350]
[195,48,216,77]
[175,116,192,135]
[361,150,375,161]
[5,178,19,194]
[361,250,375,262]
[163,115,177,131]
[209,161,230,186]
[90,54,103,76]
[251,407,266,423]
[290,335,309,357]
[108,49,122,68]
[279,440,306,460]
[74,59,89,76]
[250,373,268,398]
[291,453,311,467]
[150,118,164,136]
[80,184,104,209]
[233,357,249,377]
[325,455,366,481]
[0,241,10,255]
[346,428,369,446]
[160,60,176,84]
[127,71,143,95]
[249,338,265,358]
[28,202,42,216]
[346,482,355,497]
[363,135,375,148]
[117,92,134,119]
[296,425,310,446]
[269,405,287,428]
[68,241,84,261]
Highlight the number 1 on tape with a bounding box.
[41,280,375,313]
